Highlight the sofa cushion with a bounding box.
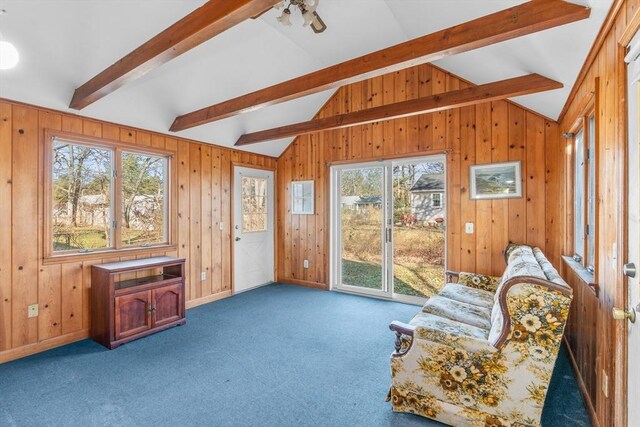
[496,245,547,297]
[504,242,531,262]
[457,272,501,293]
[422,296,492,330]
[532,247,570,288]
[438,284,494,309]
[409,312,489,341]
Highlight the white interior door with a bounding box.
[626,49,640,426]
[233,166,274,293]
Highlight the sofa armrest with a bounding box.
[457,272,501,292]
[445,270,460,283]
[389,321,415,356]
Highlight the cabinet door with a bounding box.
[152,284,184,327]
[114,290,152,340]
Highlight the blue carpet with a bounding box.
[0,284,589,426]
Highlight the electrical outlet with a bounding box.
[28,304,38,318]
[219,222,224,230]
[303,260,309,269]
[201,271,206,281]
[465,222,474,234]
[602,370,608,397]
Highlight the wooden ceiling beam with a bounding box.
[69,0,281,110]
[171,0,589,131]
[234,73,563,146]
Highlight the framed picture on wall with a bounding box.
[469,161,522,200]
[291,180,314,214]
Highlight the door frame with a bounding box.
[613,19,640,426]
[619,20,639,427]
[231,162,277,294]
[329,154,447,305]
[330,161,390,300]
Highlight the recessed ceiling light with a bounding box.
[0,41,19,70]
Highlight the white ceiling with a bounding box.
[0,0,612,157]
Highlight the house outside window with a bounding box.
[408,173,445,225]
[46,131,172,257]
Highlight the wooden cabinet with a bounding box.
[91,257,186,349]
[152,284,184,327]
[114,290,153,340]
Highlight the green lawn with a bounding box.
[342,259,444,298]
[53,226,161,251]
[341,210,446,298]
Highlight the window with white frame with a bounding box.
[431,193,442,208]
[291,180,314,215]
[571,106,597,273]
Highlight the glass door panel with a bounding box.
[391,159,446,299]
[339,167,385,292]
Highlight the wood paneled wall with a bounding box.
[558,1,640,426]
[0,99,276,363]
[275,63,563,288]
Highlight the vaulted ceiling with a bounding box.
[0,0,613,157]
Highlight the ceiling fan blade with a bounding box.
[310,11,326,33]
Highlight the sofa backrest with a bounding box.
[488,245,571,347]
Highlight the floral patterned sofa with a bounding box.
[387,244,572,427]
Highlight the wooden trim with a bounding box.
[619,7,640,46]
[558,0,625,122]
[46,129,176,157]
[231,161,276,172]
[42,244,178,265]
[592,79,600,281]
[42,129,177,259]
[171,0,590,131]
[564,88,598,273]
[235,74,563,146]
[278,278,328,290]
[326,149,449,167]
[69,0,281,109]
[563,335,601,427]
[0,97,280,162]
[566,91,596,134]
[0,329,89,364]
[185,290,232,309]
[614,36,629,427]
[562,255,599,296]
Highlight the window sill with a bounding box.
[561,255,599,297]
[43,244,177,265]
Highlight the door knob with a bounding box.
[623,262,637,278]
[235,237,241,242]
[612,306,636,323]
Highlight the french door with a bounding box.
[330,155,447,304]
